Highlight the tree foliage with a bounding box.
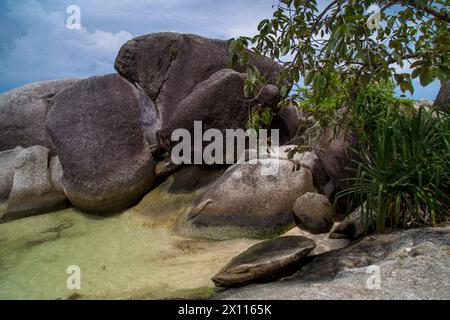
[230,0,449,111]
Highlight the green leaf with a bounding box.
[304,70,316,86]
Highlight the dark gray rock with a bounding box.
[212,236,316,287]
[115,32,283,130]
[0,146,24,200]
[46,74,156,214]
[1,146,67,223]
[217,226,450,299]
[0,79,80,153]
[316,126,359,190]
[270,105,301,145]
[157,69,279,151]
[293,192,333,234]
[329,204,376,240]
[136,83,160,145]
[176,158,315,240]
[268,146,329,190]
[155,158,182,180]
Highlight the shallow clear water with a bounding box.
[0,167,349,300]
[0,208,259,300]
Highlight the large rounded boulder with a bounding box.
[293,192,333,234]
[0,79,80,153]
[115,32,283,141]
[46,74,156,214]
[157,69,279,150]
[176,157,315,240]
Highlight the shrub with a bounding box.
[338,89,450,231]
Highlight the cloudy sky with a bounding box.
[0,0,441,99]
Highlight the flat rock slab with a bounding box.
[217,226,450,299]
[212,236,316,287]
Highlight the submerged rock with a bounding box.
[2,146,67,222]
[0,79,80,153]
[176,158,315,240]
[293,192,333,234]
[212,236,316,287]
[218,226,450,299]
[47,74,156,214]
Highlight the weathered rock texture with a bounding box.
[46,74,156,214]
[1,146,67,222]
[218,226,450,300]
[176,158,315,240]
[213,236,316,287]
[0,79,80,153]
[124,165,226,228]
[316,126,359,191]
[0,147,24,200]
[269,106,301,145]
[115,32,283,150]
[115,32,282,125]
[156,69,279,151]
[293,192,333,234]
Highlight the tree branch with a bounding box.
[401,0,450,22]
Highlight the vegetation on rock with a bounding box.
[231,0,450,231]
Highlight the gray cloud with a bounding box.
[0,0,440,98]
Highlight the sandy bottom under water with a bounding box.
[0,200,349,300]
[0,207,263,300]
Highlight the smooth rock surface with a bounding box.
[47,74,156,214]
[293,192,333,234]
[0,79,80,153]
[218,226,450,299]
[176,158,315,240]
[212,236,316,287]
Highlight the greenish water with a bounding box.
[0,165,349,300]
[0,208,258,300]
